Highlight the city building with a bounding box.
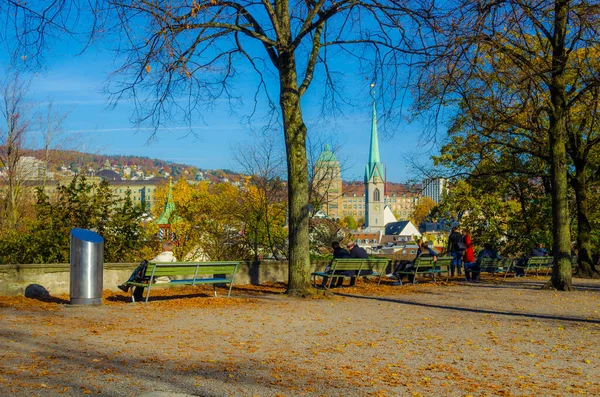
[99,176,166,211]
[339,183,419,222]
[422,177,448,203]
[381,220,422,244]
[314,101,421,228]
[313,144,342,219]
[16,156,49,181]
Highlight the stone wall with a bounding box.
[0,261,328,297]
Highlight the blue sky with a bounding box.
[7,38,437,184]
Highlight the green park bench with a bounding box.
[475,257,514,278]
[510,256,553,277]
[395,256,452,285]
[125,261,240,303]
[311,258,390,289]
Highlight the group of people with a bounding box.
[383,227,503,283]
[393,227,553,282]
[130,233,552,297]
[321,240,369,288]
[446,227,508,281]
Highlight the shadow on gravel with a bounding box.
[106,292,216,303]
[465,279,600,292]
[39,296,70,304]
[0,327,329,397]
[334,290,600,325]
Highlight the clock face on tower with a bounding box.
[374,205,380,211]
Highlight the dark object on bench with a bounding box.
[311,258,390,289]
[510,256,553,278]
[395,256,452,285]
[124,261,240,302]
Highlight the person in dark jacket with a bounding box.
[347,241,368,258]
[465,243,500,281]
[333,241,351,259]
[446,226,465,277]
[515,242,547,276]
[392,241,438,285]
[118,242,178,301]
[346,241,370,286]
[531,243,548,257]
[321,241,351,288]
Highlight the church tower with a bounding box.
[364,98,386,231]
[314,144,342,219]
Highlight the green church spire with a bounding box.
[364,89,384,183]
[369,101,381,165]
[155,177,176,225]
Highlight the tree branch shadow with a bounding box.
[334,290,600,324]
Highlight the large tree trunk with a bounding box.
[545,0,573,291]
[279,50,312,295]
[572,166,599,278]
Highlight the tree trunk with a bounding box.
[279,51,312,295]
[571,166,599,278]
[545,0,573,291]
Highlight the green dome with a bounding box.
[317,144,338,163]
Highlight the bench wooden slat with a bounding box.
[169,278,230,284]
[145,266,238,277]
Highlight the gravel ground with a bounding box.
[0,277,599,397]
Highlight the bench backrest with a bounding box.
[145,261,240,278]
[499,258,513,270]
[435,256,452,272]
[479,257,501,271]
[330,258,389,274]
[526,256,553,267]
[413,257,435,272]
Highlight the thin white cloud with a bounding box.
[66,126,214,134]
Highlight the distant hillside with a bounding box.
[24,149,245,182]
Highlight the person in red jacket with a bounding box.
[462,229,476,281]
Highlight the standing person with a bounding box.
[346,241,369,286]
[446,226,465,277]
[462,229,475,281]
[321,241,351,288]
[118,242,177,301]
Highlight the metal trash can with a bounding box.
[70,228,104,305]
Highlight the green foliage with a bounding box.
[103,189,148,262]
[309,218,344,256]
[410,196,437,226]
[434,177,552,257]
[0,174,149,264]
[344,216,357,230]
